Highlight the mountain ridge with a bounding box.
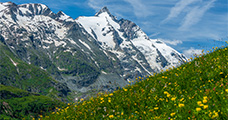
[0,2,187,99]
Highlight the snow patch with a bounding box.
[76,13,117,49]
[112,50,125,59]
[90,57,100,68]
[0,3,7,12]
[58,67,67,71]
[2,2,13,6]
[43,40,53,44]
[101,71,107,74]
[40,66,46,70]
[78,39,91,50]
[55,27,67,39]
[151,39,183,66]
[132,55,151,75]
[43,45,49,49]
[135,67,141,73]
[67,38,77,45]
[9,57,18,66]
[54,40,66,47]
[132,38,161,71]
[64,49,72,53]
[10,46,15,49]
[59,12,74,22]
[19,7,32,14]
[103,50,115,61]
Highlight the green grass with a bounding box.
[0,85,66,120]
[0,42,56,95]
[0,42,72,102]
[42,45,228,120]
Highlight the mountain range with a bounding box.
[0,2,187,100]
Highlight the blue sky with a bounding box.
[1,0,228,57]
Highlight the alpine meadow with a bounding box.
[0,1,228,120]
[41,44,228,120]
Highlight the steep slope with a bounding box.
[44,46,228,120]
[0,2,126,94]
[0,41,70,100]
[0,84,65,119]
[0,2,187,98]
[77,7,187,75]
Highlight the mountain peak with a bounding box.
[56,10,73,22]
[95,6,118,21]
[1,2,17,7]
[95,6,110,16]
[57,11,64,16]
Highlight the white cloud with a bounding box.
[162,0,216,30]
[183,47,203,58]
[88,0,104,10]
[124,0,152,18]
[87,0,153,18]
[87,0,128,18]
[162,39,183,46]
[179,0,216,31]
[162,0,198,24]
[149,32,160,38]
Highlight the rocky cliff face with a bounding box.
[0,2,187,98]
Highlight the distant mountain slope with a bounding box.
[77,7,187,73]
[0,2,187,97]
[0,41,70,101]
[0,84,65,119]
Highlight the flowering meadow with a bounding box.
[42,45,228,120]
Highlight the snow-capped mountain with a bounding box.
[0,2,187,96]
[77,7,187,73]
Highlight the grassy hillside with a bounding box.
[0,42,70,100]
[43,45,228,119]
[0,84,66,120]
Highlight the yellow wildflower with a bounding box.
[197,101,202,106]
[212,112,219,118]
[225,89,228,93]
[203,99,207,103]
[196,108,202,111]
[164,91,168,94]
[170,112,175,117]
[171,97,176,101]
[203,105,208,109]
[178,103,184,107]
[109,115,114,118]
[123,88,127,91]
[203,96,208,100]
[154,107,159,110]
